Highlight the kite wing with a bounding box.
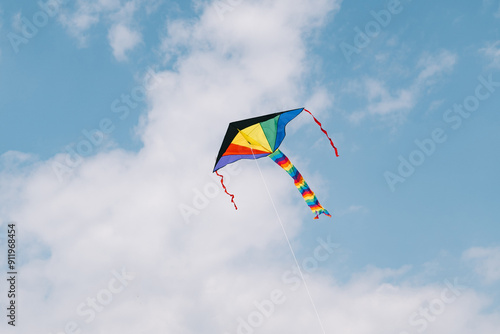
[213,108,304,172]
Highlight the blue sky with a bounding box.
[1,0,500,333]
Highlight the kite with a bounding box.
[213,108,339,219]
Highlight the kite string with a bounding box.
[304,108,339,157]
[249,147,327,334]
[215,170,238,210]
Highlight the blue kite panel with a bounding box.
[273,108,304,151]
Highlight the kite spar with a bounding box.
[213,108,338,219]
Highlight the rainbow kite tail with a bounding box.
[268,149,331,219]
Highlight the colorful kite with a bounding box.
[213,108,338,219]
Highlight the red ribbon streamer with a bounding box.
[304,109,339,157]
[215,170,238,210]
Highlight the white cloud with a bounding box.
[11,12,23,33]
[105,0,143,61]
[59,0,145,54]
[109,0,138,22]
[58,1,111,46]
[480,41,500,68]
[108,23,142,61]
[366,78,415,115]
[1,1,500,334]
[415,50,457,85]
[463,247,500,284]
[346,50,457,123]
